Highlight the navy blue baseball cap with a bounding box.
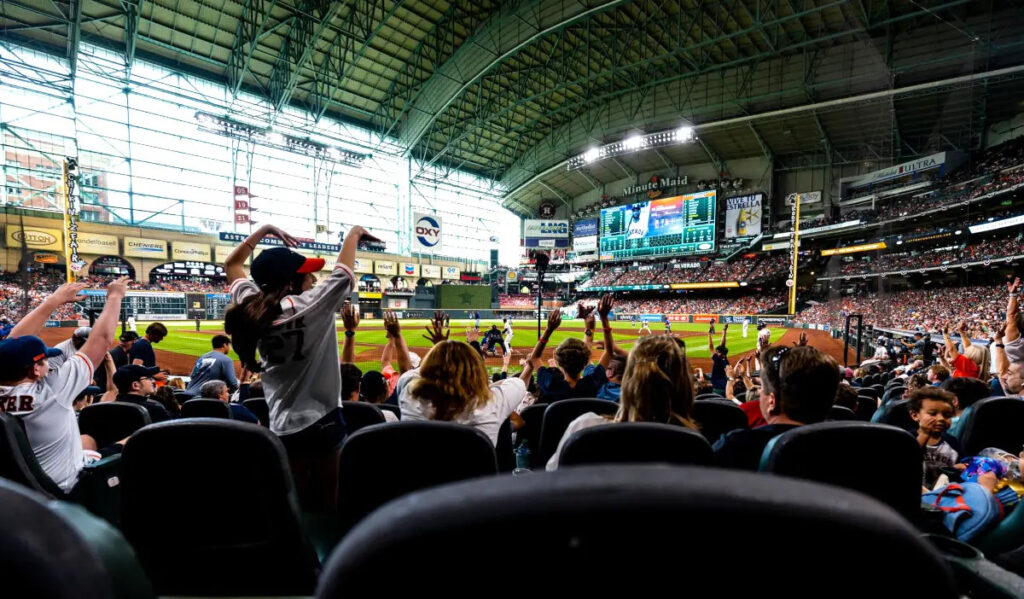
[112,364,160,391]
[251,247,324,287]
[0,336,63,368]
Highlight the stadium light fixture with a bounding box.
[566,123,697,170]
[194,111,366,166]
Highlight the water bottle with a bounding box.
[513,443,532,476]
[977,448,1024,482]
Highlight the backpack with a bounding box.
[922,482,1002,541]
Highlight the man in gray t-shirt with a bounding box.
[184,334,239,395]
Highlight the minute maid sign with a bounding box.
[413,212,442,252]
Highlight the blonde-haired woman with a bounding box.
[546,335,699,470]
[940,322,990,379]
[395,312,528,444]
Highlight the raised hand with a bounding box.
[502,348,512,368]
[545,308,562,334]
[792,332,808,346]
[584,312,596,333]
[723,323,729,332]
[577,303,595,321]
[423,310,449,345]
[260,224,299,248]
[597,294,614,319]
[51,281,89,304]
[105,276,130,299]
[466,328,480,343]
[347,225,381,243]
[383,311,402,338]
[341,303,359,332]
[1009,277,1021,295]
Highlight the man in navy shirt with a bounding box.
[707,323,730,394]
[130,322,167,368]
[113,364,171,423]
[714,345,840,470]
[185,334,238,396]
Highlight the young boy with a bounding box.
[908,387,962,489]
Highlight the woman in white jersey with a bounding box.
[224,223,377,508]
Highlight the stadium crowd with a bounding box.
[833,236,1024,277]
[614,294,785,315]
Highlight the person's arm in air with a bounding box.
[341,303,359,364]
[380,338,394,370]
[957,322,973,349]
[724,365,737,400]
[522,309,561,383]
[338,226,379,272]
[943,324,961,361]
[707,323,715,353]
[99,352,118,403]
[421,310,449,348]
[78,277,129,373]
[8,282,88,339]
[1006,277,1020,343]
[224,224,298,284]
[992,326,1009,377]
[385,312,412,373]
[719,323,729,350]
[582,308,596,352]
[597,295,621,368]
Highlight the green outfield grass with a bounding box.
[141,319,785,375]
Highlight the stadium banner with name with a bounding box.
[820,242,887,256]
[413,212,442,252]
[573,219,598,237]
[968,214,1024,234]
[574,236,598,252]
[724,194,763,238]
[672,262,703,269]
[640,314,665,322]
[772,220,861,239]
[442,266,461,280]
[354,258,373,274]
[524,220,569,238]
[359,291,382,299]
[213,245,235,264]
[171,241,212,262]
[401,262,419,277]
[666,314,689,322]
[668,281,740,290]
[374,261,396,276]
[421,264,442,278]
[123,237,168,259]
[6,226,63,251]
[784,191,822,206]
[848,152,946,188]
[693,314,718,324]
[75,233,119,255]
[763,240,800,251]
[218,232,339,253]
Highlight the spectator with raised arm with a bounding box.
[532,308,598,402]
[0,277,130,492]
[582,295,627,402]
[708,323,730,394]
[1002,277,1023,367]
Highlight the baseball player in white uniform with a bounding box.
[639,321,652,337]
[502,318,514,354]
[742,317,751,338]
[127,315,137,333]
[0,277,128,492]
[626,203,650,240]
[758,323,771,345]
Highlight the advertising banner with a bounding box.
[693,314,718,324]
[5,226,63,251]
[123,237,168,259]
[820,242,887,256]
[573,219,598,237]
[665,314,689,322]
[573,236,598,252]
[374,261,396,276]
[442,265,460,280]
[668,281,739,290]
[401,262,420,277]
[422,264,442,278]
[413,212,442,252]
[354,258,373,274]
[524,220,570,238]
[784,191,822,206]
[171,241,212,262]
[724,193,762,238]
[76,233,119,255]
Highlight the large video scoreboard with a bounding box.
[599,191,716,261]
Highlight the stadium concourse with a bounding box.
[7,1,1024,597]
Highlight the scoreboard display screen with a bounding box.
[81,291,188,320]
[599,191,716,261]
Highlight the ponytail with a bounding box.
[618,336,698,430]
[618,360,675,423]
[224,277,302,372]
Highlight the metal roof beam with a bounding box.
[269,0,348,114]
[397,0,631,154]
[227,0,279,98]
[748,122,773,161]
[67,0,82,81]
[122,0,141,69]
[539,181,571,206]
[575,168,602,191]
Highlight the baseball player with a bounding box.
[502,317,514,354]
[0,276,129,492]
[742,316,751,338]
[638,320,652,337]
[758,322,771,345]
[626,203,650,240]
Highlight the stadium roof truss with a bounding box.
[3,0,1024,217]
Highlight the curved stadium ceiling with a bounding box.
[3,0,1024,215]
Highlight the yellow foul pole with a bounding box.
[788,193,801,315]
[61,160,73,283]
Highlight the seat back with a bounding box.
[538,399,618,464]
[495,417,515,472]
[692,399,748,445]
[341,401,385,434]
[871,384,885,396]
[559,423,711,467]
[317,466,956,597]
[954,397,1024,456]
[378,404,401,421]
[871,398,915,431]
[827,405,857,421]
[120,419,318,595]
[242,398,269,426]
[0,413,65,498]
[180,398,233,419]
[760,422,923,521]
[696,393,724,401]
[0,480,117,599]
[516,403,548,463]
[337,421,497,531]
[77,403,151,448]
[856,396,878,421]
[857,387,879,400]
[882,386,906,403]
